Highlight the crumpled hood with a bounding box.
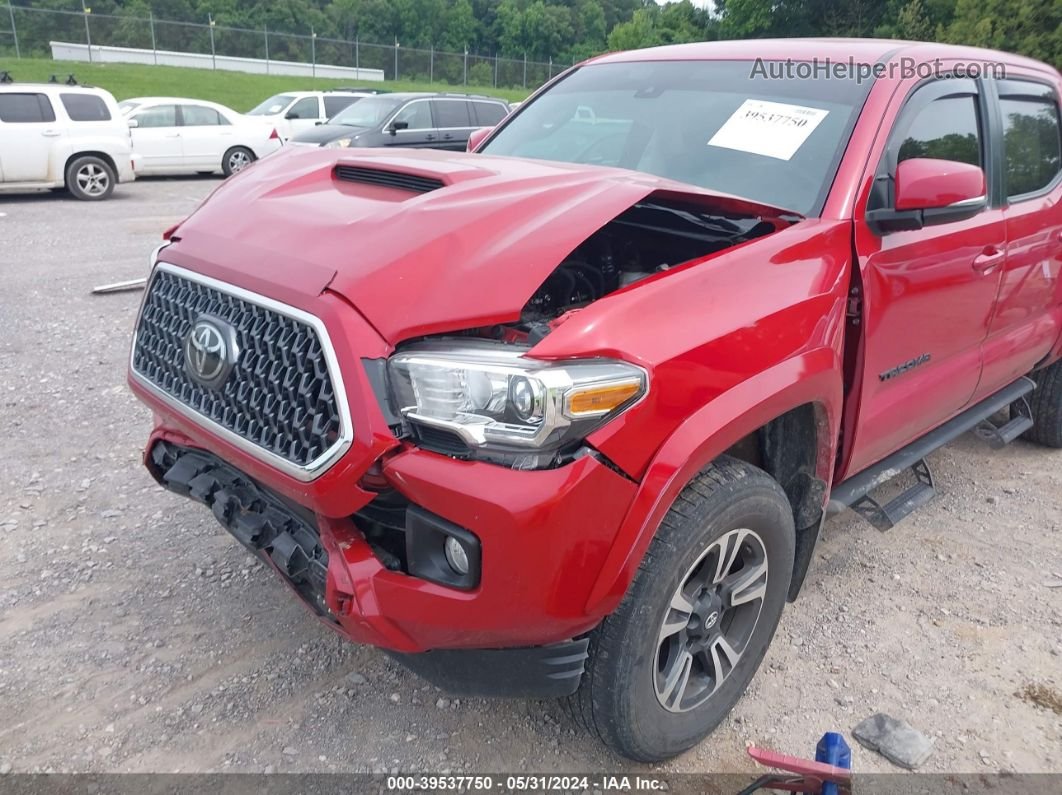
[167,146,796,344]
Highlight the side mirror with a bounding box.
[388,119,409,134]
[284,110,299,120]
[127,118,139,129]
[467,126,494,152]
[868,158,986,234]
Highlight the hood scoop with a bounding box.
[334,164,446,194]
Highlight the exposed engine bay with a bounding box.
[519,197,788,327]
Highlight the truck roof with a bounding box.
[593,37,1059,77]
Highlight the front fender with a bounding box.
[584,347,843,616]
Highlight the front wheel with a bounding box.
[570,457,795,761]
[222,146,255,177]
[66,155,115,201]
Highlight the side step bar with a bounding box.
[828,376,1036,530]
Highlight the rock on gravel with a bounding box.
[852,713,934,770]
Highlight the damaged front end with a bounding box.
[377,191,798,471]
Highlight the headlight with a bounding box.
[388,342,646,455]
[323,137,353,149]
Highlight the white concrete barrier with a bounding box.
[50,41,385,82]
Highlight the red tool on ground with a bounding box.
[739,733,853,795]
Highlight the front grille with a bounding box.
[132,264,348,473]
[334,165,445,194]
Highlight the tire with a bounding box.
[65,155,115,201]
[569,456,795,762]
[1024,360,1062,448]
[222,146,255,177]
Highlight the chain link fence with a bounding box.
[0,3,570,89]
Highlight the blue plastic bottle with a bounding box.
[814,732,851,795]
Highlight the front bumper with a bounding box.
[145,434,636,658]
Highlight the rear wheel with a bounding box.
[1024,360,1062,447]
[222,146,255,177]
[66,155,115,201]
[569,456,795,761]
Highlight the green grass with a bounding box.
[0,56,528,111]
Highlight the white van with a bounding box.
[244,88,381,140]
[0,82,136,200]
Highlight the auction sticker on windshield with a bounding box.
[708,99,829,160]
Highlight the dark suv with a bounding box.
[287,92,509,151]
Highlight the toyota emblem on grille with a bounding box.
[184,316,238,388]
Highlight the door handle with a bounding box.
[425,135,435,141]
[41,129,60,137]
[443,134,454,140]
[973,246,1005,273]
[165,132,181,138]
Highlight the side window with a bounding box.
[181,105,227,126]
[134,105,177,128]
[433,100,471,128]
[998,85,1062,198]
[324,96,357,117]
[392,101,433,130]
[897,95,982,167]
[287,96,319,119]
[60,93,110,122]
[0,92,56,123]
[472,101,507,126]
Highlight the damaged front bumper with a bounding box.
[146,437,633,697]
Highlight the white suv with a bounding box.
[244,88,383,140]
[0,82,135,200]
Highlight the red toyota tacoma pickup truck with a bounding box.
[128,39,1062,761]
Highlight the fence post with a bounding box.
[493,53,498,87]
[548,56,552,80]
[355,36,359,75]
[523,53,527,89]
[311,27,317,80]
[208,14,216,70]
[149,11,156,64]
[82,1,92,63]
[429,45,433,84]
[393,37,399,81]
[463,47,467,85]
[264,25,269,73]
[8,3,19,59]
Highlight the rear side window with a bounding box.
[999,83,1062,198]
[433,100,471,128]
[324,96,358,117]
[134,105,177,128]
[60,93,111,122]
[181,105,228,126]
[472,101,507,126]
[0,93,56,123]
[898,95,982,167]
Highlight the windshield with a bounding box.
[481,61,871,216]
[247,94,296,116]
[329,96,403,127]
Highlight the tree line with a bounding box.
[12,0,1062,67]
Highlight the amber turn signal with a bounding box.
[566,381,642,416]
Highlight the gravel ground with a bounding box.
[0,178,1060,777]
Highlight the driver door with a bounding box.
[845,77,1006,475]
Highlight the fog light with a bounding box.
[444,536,470,575]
